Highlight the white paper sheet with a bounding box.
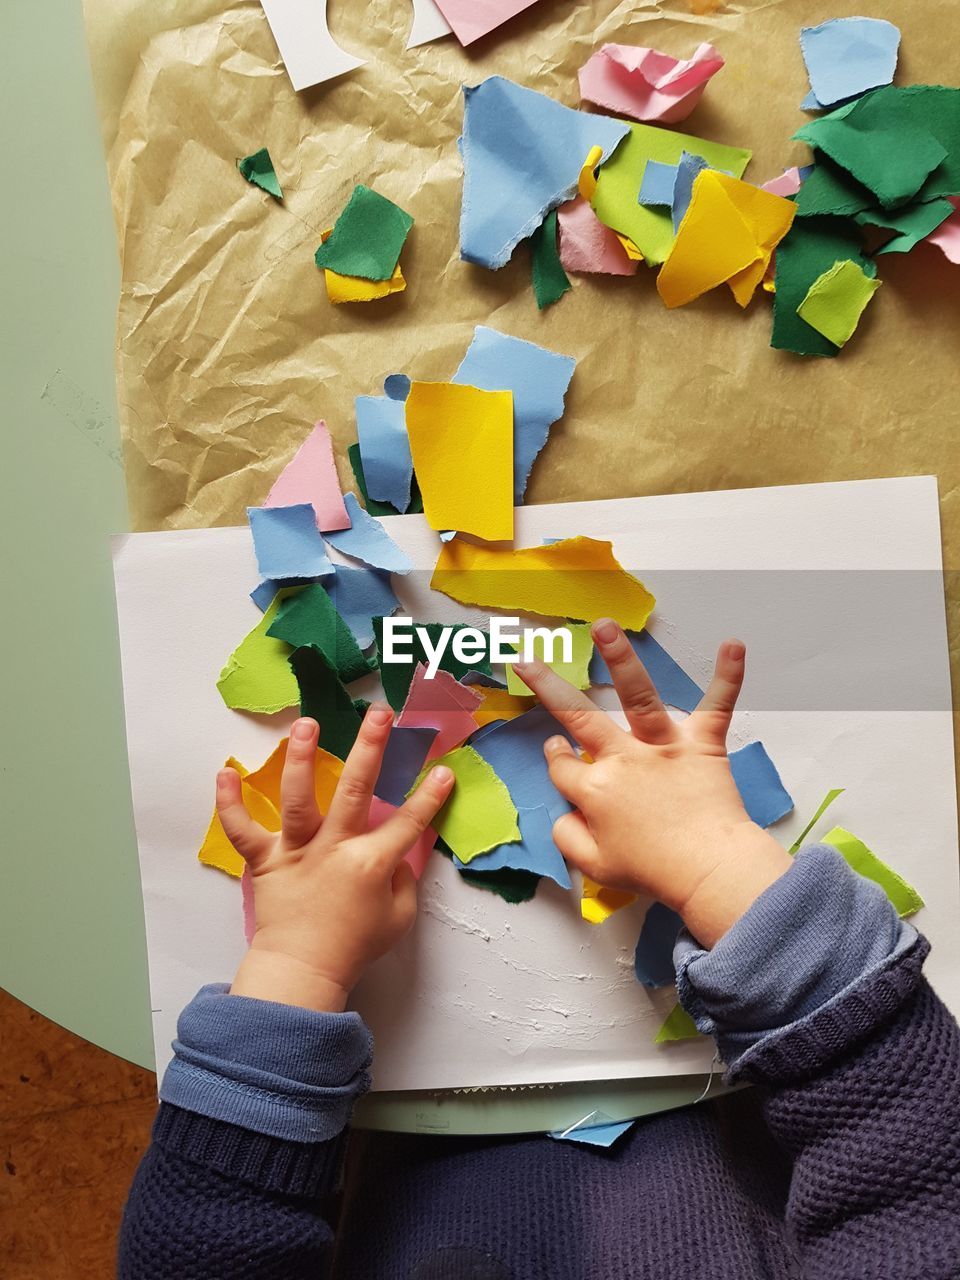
[112,477,960,1092]
[259,0,365,91]
[407,0,451,49]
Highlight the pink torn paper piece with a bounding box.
[433,0,540,46]
[557,197,639,276]
[398,665,482,759]
[761,167,806,198]
[369,796,437,878]
[264,421,351,532]
[241,867,256,945]
[926,196,960,263]
[578,42,724,124]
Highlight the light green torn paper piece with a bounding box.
[796,259,881,348]
[592,122,751,266]
[413,746,521,863]
[788,787,845,854]
[216,595,299,714]
[655,1003,702,1044]
[822,826,924,918]
[237,148,283,200]
[505,623,594,695]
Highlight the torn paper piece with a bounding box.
[452,325,576,503]
[404,381,514,540]
[355,395,413,512]
[457,804,572,890]
[655,1003,701,1043]
[217,596,299,715]
[588,630,702,713]
[577,145,604,202]
[549,1115,635,1147]
[289,645,362,760]
[397,664,482,759]
[789,788,845,854]
[579,42,724,124]
[374,618,493,710]
[325,565,399,650]
[198,757,279,878]
[384,373,411,401]
[760,166,809,198]
[434,0,540,47]
[347,444,422,518]
[324,493,414,575]
[671,151,713,232]
[323,253,406,304]
[592,122,751,267]
[314,185,413,280]
[471,704,575,820]
[368,795,437,878]
[250,580,309,613]
[822,827,924,917]
[633,902,683,988]
[248,503,334,582]
[264,421,351,532]
[374,726,439,807]
[530,209,571,310]
[265,582,375,684]
[857,199,954,255]
[729,741,794,828]
[431,536,656,630]
[237,147,283,200]
[772,219,877,357]
[800,18,900,110]
[459,77,629,269]
[472,685,535,728]
[454,856,540,903]
[926,197,960,262]
[581,876,638,924]
[406,0,451,48]
[557,196,640,276]
[241,867,256,944]
[638,160,678,206]
[794,162,874,220]
[796,259,881,348]
[243,737,343,816]
[506,622,593,695]
[258,0,365,91]
[416,746,521,862]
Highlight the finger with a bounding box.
[280,718,323,847]
[591,619,675,745]
[216,769,273,867]
[552,810,600,873]
[543,735,590,805]
[690,639,746,748]
[324,703,395,840]
[369,765,455,866]
[511,659,622,758]
[391,859,419,934]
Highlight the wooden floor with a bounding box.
[0,988,157,1279]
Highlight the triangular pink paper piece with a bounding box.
[264,421,350,532]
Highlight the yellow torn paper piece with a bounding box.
[431,536,656,630]
[506,622,594,694]
[577,144,604,201]
[244,737,344,815]
[796,259,881,348]
[472,686,536,729]
[197,756,281,878]
[581,875,638,924]
[405,381,514,541]
[415,745,521,863]
[615,233,644,261]
[216,596,299,715]
[822,826,924,918]
[320,228,406,304]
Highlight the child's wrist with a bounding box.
[674,824,794,949]
[230,947,351,1014]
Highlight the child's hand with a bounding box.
[512,622,792,948]
[217,705,454,1013]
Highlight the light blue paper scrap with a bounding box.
[250,576,329,613]
[355,395,413,512]
[589,631,702,714]
[471,705,575,821]
[325,564,400,649]
[455,804,572,890]
[439,530,458,542]
[460,76,629,269]
[375,726,439,808]
[729,741,794,828]
[453,325,576,502]
[633,901,683,989]
[324,492,414,576]
[383,373,411,401]
[638,160,679,207]
[549,1115,635,1147]
[800,18,900,111]
[672,152,733,232]
[247,504,334,582]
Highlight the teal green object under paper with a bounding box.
[530,209,571,310]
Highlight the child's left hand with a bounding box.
[217,705,454,1013]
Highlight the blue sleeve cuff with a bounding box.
[159,984,373,1143]
[675,844,916,1070]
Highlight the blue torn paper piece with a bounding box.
[589,631,703,714]
[324,492,414,576]
[471,705,574,820]
[247,503,334,582]
[374,726,439,807]
[549,1118,635,1147]
[800,17,900,110]
[250,576,329,613]
[729,741,794,828]
[453,326,576,502]
[355,396,413,512]
[439,530,458,542]
[460,76,629,270]
[326,564,400,649]
[455,804,572,890]
[633,901,683,989]
[638,160,679,207]
[672,152,733,232]
[383,373,411,401]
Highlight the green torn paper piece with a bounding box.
[413,746,521,863]
[266,583,377,684]
[313,184,413,281]
[289,645,362,760]
[794,160,874,220]
[788,788,845,855]
[772,217,876,357]
[436,844,540,903]
[822,826,924,918]
[373,616,493,711]
[348,443,423,517]
[592,122,751,266]
[655,1003,702,1044]
[217,594,298,714]
[797,259,881,348]
[530,209,571,310]
[856,198,955,254]
[506,622,593,694]
[237,148,283,200]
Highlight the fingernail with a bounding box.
[216,771,230,790]
[431,766,453,786]
[593,618,618,644]
[544,736,567,755]
[292,718,315,741]
[727,640,745,661]
[368,702,393,726]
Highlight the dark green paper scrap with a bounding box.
[314,184,413,281]
[772,217,877,357]
[348,443,423,517]
[289,645,362,761]
[435,842,540,904]
[856,198,955,254]
[373,617,494,711]
[237,148,283,200]
[267,583,376,684]
[795,160,874,219]
[530,209,571,311]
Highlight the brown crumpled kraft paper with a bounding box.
[84,0,959,692]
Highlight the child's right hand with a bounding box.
[512,621,793,948]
